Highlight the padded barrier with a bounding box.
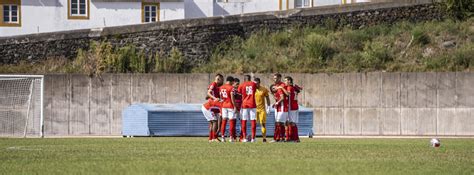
[122,104,313,137]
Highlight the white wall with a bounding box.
[214,0,279,16]
[313,0,342,6]
[160,2,185,21]
[0,0,371,37]
[184,0,214,18]
[0,0,184,37]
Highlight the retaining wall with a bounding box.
[1,0,444,67]
[43,73,474,136]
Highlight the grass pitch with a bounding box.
[0,137,473,174]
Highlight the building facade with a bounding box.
[0,0,370,37]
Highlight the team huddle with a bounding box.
[201,73,302,143]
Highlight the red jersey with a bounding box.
[238,81,257,108]
[275,83,289,112]
[286,85,299,110]
[233,87,242,111]
[208,82,220,101]
[220,84,234,109]
[272,82,285,97]
[203,100,221,111]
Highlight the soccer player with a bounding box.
[232,78,242,142]
[238,75,258,142]
[207,74,223,138]
[202,99,221,143]
[279,76,301,142]
[220,76,237,142]
[271,73,287,142]
[254,78,271,142]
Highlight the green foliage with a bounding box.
[442,0,474,20]
[68,42,187,74]
[303,34,333,61]
[270,32,291,47]
[361,41,393,70]
[412,26,431,46]
[154,47,186,73]
[424,44,474,71]
[2,18,473,74]
[340,29,372,51]
[193,18,473,73]
[323,18,338,30]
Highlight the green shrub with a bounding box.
[270,32,291,47]
[154,47,185,73]
[412,27,430,46]
[361,41,393,70]
[340,29,372,51]
[442,0,474,20]
[303,34,333,61]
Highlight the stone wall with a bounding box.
[0,0,444,67]
[42,72,474,136]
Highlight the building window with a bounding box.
[142,3,159,23]
[295,0,310,8]
[0,0,21,27]
[3,5,18,23]
[68,0,89,20]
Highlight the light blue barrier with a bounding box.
[122,104,313,137]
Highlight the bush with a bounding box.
[154,47,186,73]
[361,42,390,70]
[442,0,474,20]
[412,27,430,46]
[303,34,333,61]
[340,29,372,51]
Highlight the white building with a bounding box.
[0,0,370,37]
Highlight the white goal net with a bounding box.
[0,75,44,137]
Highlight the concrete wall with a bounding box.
[42,73,474,136]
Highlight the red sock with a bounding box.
[241,120,247,140]
[280,125,285,140]
[251,120,257,139]
[209,123,212,140]
[274,124,278,140]
[293,125,299,141]
[275,125,280,140]
[287,125,292,141]
[229,119,236,139]
[286,126,290,141]
[221,120,227,137]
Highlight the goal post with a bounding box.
[0,75,44,138]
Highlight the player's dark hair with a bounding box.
[269,84,276,93]
[285,76,293,83]
[254,77,261,83]
[273,73,282,78]
[226,76,234,82]
[244,75,251,81]
[234,78,240,83]
[215,73,223,78]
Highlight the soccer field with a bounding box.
[0,138,473,174]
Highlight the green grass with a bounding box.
[0,138,473,174]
